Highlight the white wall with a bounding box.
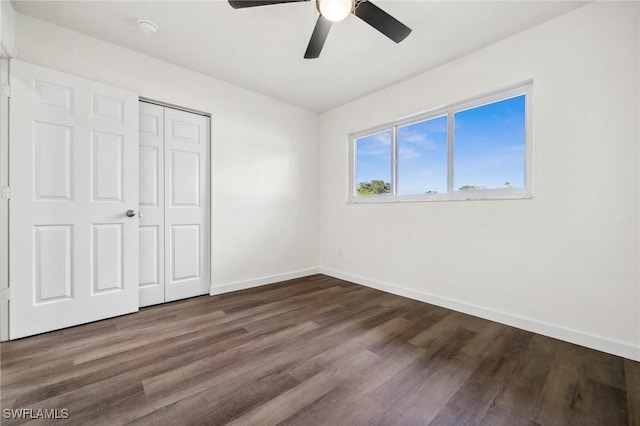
[318,1,640,360]
[14,13,320,291]
[0,0,16,57]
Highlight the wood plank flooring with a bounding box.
[1,274,639,425]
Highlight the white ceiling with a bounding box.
[11,0,589,112]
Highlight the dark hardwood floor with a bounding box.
[1,274,639,425]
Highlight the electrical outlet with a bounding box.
[337,246,343,257]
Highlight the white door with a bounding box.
[9,60,139,339]
[138,102,210,306]
[138,103,165,306]
[164,107,210,302]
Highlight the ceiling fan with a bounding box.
[228,0,412,59]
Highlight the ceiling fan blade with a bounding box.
[354,0,411,43]
[304,16,332,59]
[228,0,309,9]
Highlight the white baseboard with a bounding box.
[209,268,320,296]
[207,266,639,361]
[319,268,640,362]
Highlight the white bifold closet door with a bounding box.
[138,102,210,307]
[9,60,139,339]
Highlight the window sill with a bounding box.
[347,189,531,204]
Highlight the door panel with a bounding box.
[34,225,73,302]
[91,132,124,201]
[170,150,200,206]
[91,223,124,293]
[34,122,72,200]
[139,225,160,285]
[171,224,200,282]
[139,146,160,206]
[92,94,124,122]
[138,103,165,307]
[9,60,139,339]
[164,108,210,302]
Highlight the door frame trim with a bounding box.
[0,58,10,341]
[140,97,210,118]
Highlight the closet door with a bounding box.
[138,103,165,307]
[9,60,139,338]
[138,102,210,306]
[164,108,210,302]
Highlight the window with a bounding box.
[355,130,392,196]
[349,84,531,202]
[397,115,448,196]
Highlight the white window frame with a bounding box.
[348,82,533,203]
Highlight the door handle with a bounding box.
[126,209,137,217]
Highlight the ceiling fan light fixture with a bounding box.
[317,0,353,22]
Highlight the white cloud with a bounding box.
[397,130,441,160]
[357,132,392,157]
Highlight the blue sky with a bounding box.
[356,130,392,187]
[356,95,525,195]
[397,115,448,194]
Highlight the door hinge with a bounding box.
[0,84,10,98]
[0,288,9,301]
[1,186,10,200]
